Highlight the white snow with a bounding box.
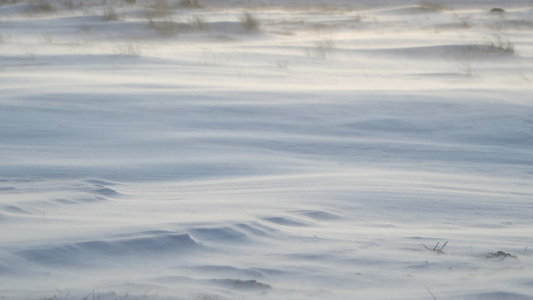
[1,0,533,299]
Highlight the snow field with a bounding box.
[1,0,533,299]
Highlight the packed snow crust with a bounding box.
[1,0,533,299]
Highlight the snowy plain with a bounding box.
[1,0,533,299]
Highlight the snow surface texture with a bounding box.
[1,0,533,299]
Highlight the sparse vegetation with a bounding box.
[102,7,120,21]
[198,50,225,66]
[490,7,505,14]
[63,0,75,9]
[179,0,202,8]
[113,43,143,57]
[464,35,515,54]
[488,35,515,53]
[195,294,225,300]
[148,20,180,36]
[18,44,37,60]
[458,18,470,29]
[189,16,207,30]
[277,58,289,69]
[147,0,175,19]
[0,0,20,5]
[308,39,336,58]
[457,60,472,76]
[240,12,260,32]
[418,1,449,12]
[353,11,364,22]
[41,33,53,44]
[480,35,514,53]
[28,0,55,12]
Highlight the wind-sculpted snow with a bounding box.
[262,216,311,227]
[1,0,533,299]
[17,233,201,267]
[2,173,530,299]
[460,292,533,300]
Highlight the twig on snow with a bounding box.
[486,251,519,261]
[426,285,438,300]
[421,241,448,254]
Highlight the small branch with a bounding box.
[426,286,438,300]
[440,241,448,251]
[486,251,519,261]
[421,241,448,254]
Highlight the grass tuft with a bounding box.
[147,0,174,19]
[457,60,472,76]
[490,7,505,13]
[0,0,20,5]
[113,43,143,57]
[179,0,202,8]
[418,1,449,12]
[240,12,260,32]
[471,35,514,54]
[189,16,208,30]
[28,0,55,13]
[102,7,120,21]
[62,0,75,9]
[489,35,514,53]
[312,39,336,58]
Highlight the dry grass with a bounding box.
[41,33,53,44]
[102,7,120,21]
[63,0,75,9]
[488,35,515,53]
[457,60,472,76]
[146,0,175,19]
[490,7,505,13]
[277,58,289,69]
[189,16,208,30]
[113,43,143,57]
[28,0,55,12]
[240,12,260,32]
[469,35,515,54]
[418,1,450,12]
[310,39,336,58]
[148,20,180,36]
[18,44,38,60]
[179,0,202,8]
[458,19,471,29]
[0,0,20,5]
